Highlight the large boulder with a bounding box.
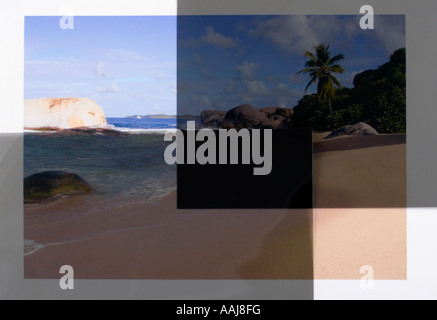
[223,104,269,129]
[24,171,92,203]
[24,98,108,130]
[325,122,379,139]
[200,110,226,128]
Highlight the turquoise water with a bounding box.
[24,119,177,212]
[107,117,177,132]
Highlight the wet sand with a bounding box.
[25,192,313,279]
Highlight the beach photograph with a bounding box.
[24,14,405,280]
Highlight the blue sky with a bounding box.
[25,16,177,117]
[25,15,405,117]
[177,15,405,115]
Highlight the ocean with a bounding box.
[24,118,178,217]
[107,117,177,133]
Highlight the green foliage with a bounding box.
[326,104,364,130]
[298,44,345,104]
[290,95,329,130]
[367,87,406,133]
[291,48,406,133]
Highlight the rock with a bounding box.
[259,119,283,129]
[200,110,226,127]
[259,106,280,116]
[270,115,285,122]
[53,127,123,136]
[24,98,108,130]
[223,104,269,129]
[259,106,294,119]
[200,105,293,129]
[24,171,92,203]
[325,122,379,139]
[353,69,377,87]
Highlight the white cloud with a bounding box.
[232,61,270,99]
[202,26,237,48]
[236,61,258,81]
[248,16,352,55]
[226,61,300,107]
[248,15,404,56]
[374,15,405,54]
[180,26,237,49]
[244,80,270,95]
[248,16,320,55]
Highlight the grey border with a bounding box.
[1,0,436,300]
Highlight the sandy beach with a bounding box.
[25,193,313,279]
[24,133,406,280]
[312,133,406,279]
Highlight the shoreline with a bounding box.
[24,133,407,280]
[25,191,307,279]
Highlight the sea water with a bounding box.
[107,117,177,133]
[24,118,178,211]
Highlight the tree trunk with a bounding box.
[328,97,332,114]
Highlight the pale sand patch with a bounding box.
[312,135,406,279]
[313,208,406,279]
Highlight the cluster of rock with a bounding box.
[200,105,380,141]
[51,127,123,136]
[200,104,294,129]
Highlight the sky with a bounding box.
[177,15,405,115]
[24,15,405,117]
[25,16,177,117]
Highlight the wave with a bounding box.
[113,127,177,134]
[24,239,45,256]
[107,124,177,134]
[24,129,57,133]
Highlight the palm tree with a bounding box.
[298,44,345,113]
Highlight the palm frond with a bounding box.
[298,68,316,74]
[328,54,345,65]
[330,75,342,89]
[304,75,318,92]
[328,64,345,73]
[303,51,317,62]
[316,44,330,63]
